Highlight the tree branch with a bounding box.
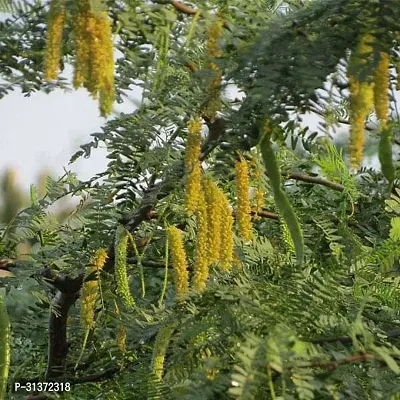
[46,291,79,380]
[71,366,122,384]
[152,0,197,15]
[305,329,400,346]
[284,171,370,199]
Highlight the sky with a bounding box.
[0,77,142,193]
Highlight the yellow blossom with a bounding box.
[193,191,209,291]
[348,33,375,169]
[167,226,189,298]
[45,0,66,81]
[218,189,234,271]
[374,52,390,128]
[185,118,203,215]
[202,177,222,264]
[72,3,115,116]
[80,248,108,330]
[206,18,224,58]
[235,156,253,241]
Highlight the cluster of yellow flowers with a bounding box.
[218,184,234,271]
[185,118,203,215]
[167,226,189,298]
[73,1,115,116]
[193,190,209,292]
[203,177,221,264]
[80,248,108,330]
[44,0,65,81]
[249,158,266,220]
[171,176,235,292]
[175,123,237,292]
[114,225,135,308]
[206,18,223,58]
[235,156,253,241]
[348,34,390,168]
[44,0,115,116]
[373,52,390,128]
[203,17,224,120]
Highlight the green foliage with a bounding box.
[1,0,400,399]
[0,289,10,400]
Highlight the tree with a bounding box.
[1,0,400,399]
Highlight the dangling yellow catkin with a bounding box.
[193,191,209,292]
[202,177,222,264]
[185,118,203,215]
[250,159,265,220]
[348,34,375,169]
[72,1,115,116]
[151,323,176,382]
[167,226,189,298]
[218,189,234,271]
[114,225,135,309]
[203,17,224,120]
[235,156,253,241]
[80,248,108,330]
[73,0,90,88]
[373,52,390,128]
[45,0,65,81]
[206,18,224,58]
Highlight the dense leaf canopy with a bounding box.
[1,0,400,399]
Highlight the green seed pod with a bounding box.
[259,122,304,265]
[115,225,135,308]
[0,291,10,400]
[379,126,395,191]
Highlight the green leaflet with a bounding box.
[378,126,395,191]
[259,129,304,265]
[0,290,10,400]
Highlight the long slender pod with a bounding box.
[259,126,304,265]
[379,125,395,191]
[0,289,10,400]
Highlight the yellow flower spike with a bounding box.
[80,248,108,331]
[235,156,253,241]
[73,4,91,88]
[348,78,374,169]
[185,118,203,215]
[374,52,390,128]
[45,0,66,81]
[114,225,135,309]
[206,18,224,58]
[167,226,189,298]
[202,177,222,264]
[348,33,375,169]
[151,323,177,382]
[203,17,223,121]
[193,191,209,292]
[218,189,234,271]
[250,158,266,220]
[72,2,115,116]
